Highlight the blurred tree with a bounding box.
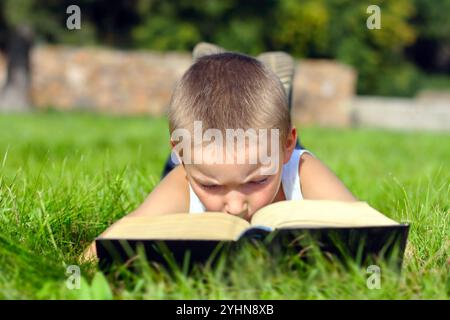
[270,0,330,57]
[131,0,277,55]
[0,0,138,111]
[0,0,446,103]
[0,0,36,111]
[0,0,92,111]
[270,0,418,96]
[408,0,450,73]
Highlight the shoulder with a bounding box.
[129,165,190,216]
[298,151,358,202]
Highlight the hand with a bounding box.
[79,241,98,264]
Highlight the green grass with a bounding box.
[0,111,448,299]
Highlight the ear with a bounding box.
[282,126,297,165]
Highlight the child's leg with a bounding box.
[257,51,303,150]
[256,51,295,113]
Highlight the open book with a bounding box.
[96,200,409,269]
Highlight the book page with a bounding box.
[100,212,250,241]
[250,200,399,229]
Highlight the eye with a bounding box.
[249,178,268,185]
[200,183,220,190]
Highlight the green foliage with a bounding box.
[132,16,201,51]
[270,0,419,96]
[371,62,422,97]
[128,0,430,96]
[420,74,450,91]
[271,0,330,57]
[72,273,113,300]
[3,0,35,27]
[413,0,450,41]
[0,0,448,95]
[0,112,449,299]
[131,0,275,55]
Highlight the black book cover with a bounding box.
[96,224,410,272]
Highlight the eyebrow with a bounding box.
[244,166,268,183]
[190,172,219,184]
[191,165,265,185]
[243,167,267,183]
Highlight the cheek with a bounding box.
[191,186,224,211]
[247,179,282,213]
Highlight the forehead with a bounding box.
[185,146,280,183]
[186,162,262,184]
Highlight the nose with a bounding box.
[224,195,248,218]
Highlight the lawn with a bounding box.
[0,111,448,299]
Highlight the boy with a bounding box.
[82,48,356,261]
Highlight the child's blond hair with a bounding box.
[168,52,291,144]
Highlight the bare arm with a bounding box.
[80,165,190,262]
[299,153,358,202]
[128,164,190,217]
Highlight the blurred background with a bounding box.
[0,0,449,129]
[0,2,449,300]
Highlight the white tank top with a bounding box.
[188,148,313,213]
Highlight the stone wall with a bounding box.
[29,46,192,115]
[0,45,357,126]
[351,94,450,131]
[292,59,357,126]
